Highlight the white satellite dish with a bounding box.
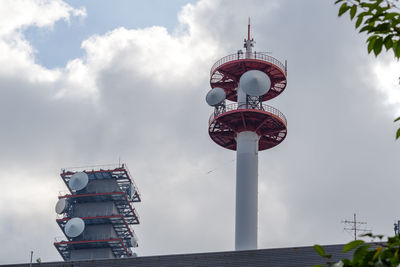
[206,87,226,106]
[65,217,85,238]
[55,198,68,214]
[69,172,89,191]
[239,70,271,96]
[129,236,138,247]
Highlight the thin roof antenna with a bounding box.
[342,213,369,240]
[394,220,400,235]
[244,17,254,57]
[248,17,251,40]
[29,251,33,267]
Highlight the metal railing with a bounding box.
[209,103,287,126]
[124,164,141,199]
[54,236,67,243]
[61,163,123,173]
[61,163,141,201]
[210,52,286,76]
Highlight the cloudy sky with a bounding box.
[1,0,400,264]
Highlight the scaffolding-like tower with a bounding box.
[54,163,141,261]
[206,20,287,250]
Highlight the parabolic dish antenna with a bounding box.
[69,172,89,191]
[55,198,68,214]
[65,217,85,238]
[239,70,271,96]
[129,236,138,247]
[127,184,133,198]
[206,87,226,106]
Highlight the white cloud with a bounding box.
[0,0,86,37]
[0,0,85,83]
[373,59,400,115]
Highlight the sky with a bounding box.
[0,0,400,264]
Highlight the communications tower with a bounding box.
[54,163,141,260]
[206,20,287,250]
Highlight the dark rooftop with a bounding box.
[4,243,357,267]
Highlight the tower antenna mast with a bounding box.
[342,213,369,240]
[248,17,251,40]
[206,20,288,250]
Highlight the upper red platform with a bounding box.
[210,52,287,102]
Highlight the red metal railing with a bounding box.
[209,103,287,126]
[123,164,141,200]
[56,214,134,237]
[210,52,286,76]
[58,191,140,222]
[54,238,131,256]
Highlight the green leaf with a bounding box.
[314,244,332,259]
[353,244,371,262]
[361,2,373,8]
[384,38,393,51]
[384,35,394,50]
[390,18,400,28]
[367,36,378,53]
[339,2,350,16]
[381,247,394,260]
[384,12,399,20]
[312,265,324,267]
[373,37,383,56]
[375,23,391,33]
[372,247,382,261]
[350,5,357,20]
[314,244,326,257]
[371,0,383,11]
[355,15,364,28]
[360,232,373,237]
[396,128,400,140]
[363,249,378,263]
[394,41,400,58]
[359,25,373,33]
[342,240,365,253]
[334,0,344,4]
[394,116,400,122]
[365,10,385,25]
[387,235,400,244]
[341,258,352,265]
[357,11,370,18]
[367,35,379,42]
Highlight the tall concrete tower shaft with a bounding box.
[206,21,288,250]
[235,130,259,249]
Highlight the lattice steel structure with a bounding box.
[207,20,287,250]
[54,164,141,261]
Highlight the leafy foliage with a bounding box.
[335,0,400,58]
[334,0,400,139]
[314,234,400,266]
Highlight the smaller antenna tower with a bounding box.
[54,163,141,260]
[342,213,369,240]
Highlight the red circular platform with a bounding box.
[210,52,287,102]
[208,103,287,151]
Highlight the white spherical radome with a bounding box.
[206,87,226,106]
[64,217,85,238]
[239,70,271,97]
[68,172,89,191]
